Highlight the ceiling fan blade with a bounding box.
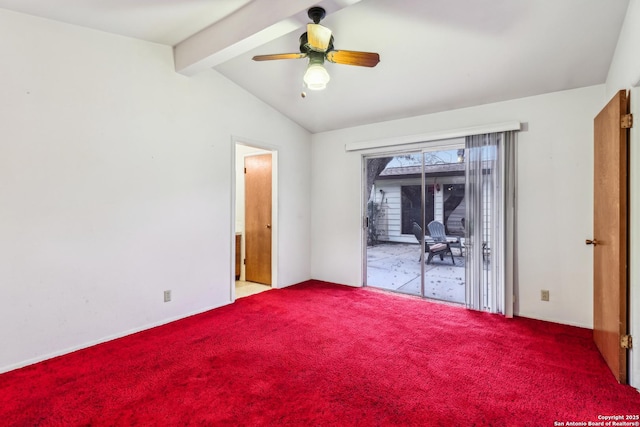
[326,50,380,67]
[252,53,307,61]
[307,23,332,51]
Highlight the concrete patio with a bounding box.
[366,242,466,304]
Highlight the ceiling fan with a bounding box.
[252,6,380,91]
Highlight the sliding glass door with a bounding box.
[365,152,423,297]
[364,147,466,304]
[421,149,466,303]
[363,133,515,314]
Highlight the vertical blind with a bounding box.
[464,132,516,315]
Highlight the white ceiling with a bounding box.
[0,0,630,133]
[0,0,253,45]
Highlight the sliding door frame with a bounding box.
[361,139,465,299]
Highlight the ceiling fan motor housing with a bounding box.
[299,32,334,54]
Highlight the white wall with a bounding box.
[311,85,604,328]
[605,0,640,389]
[0,9,311,372]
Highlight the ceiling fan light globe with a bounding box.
[304,63,330,90]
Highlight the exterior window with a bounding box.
[443,183,465,236]
[401,185,434,234]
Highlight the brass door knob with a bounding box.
[585,239,598,246]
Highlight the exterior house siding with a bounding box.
[372,177,465,244]
[372,184,408,243]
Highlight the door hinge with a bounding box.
[621,334,632,349]
[243,259,246,265]
[621,114,633,129]
[244,167,247,174]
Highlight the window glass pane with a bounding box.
[443,183,465,237]
[400,185,433,234]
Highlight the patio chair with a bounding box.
[412,222,454,264]
[427,220,463,256]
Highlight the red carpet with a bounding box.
[1,280,638,426]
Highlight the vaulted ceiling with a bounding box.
[0,0,630,133]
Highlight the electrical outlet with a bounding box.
[164,290,171,302]
[541,290,549,302]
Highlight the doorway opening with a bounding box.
[364,146,466,304]
[234,143,277,300]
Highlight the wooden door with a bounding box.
[592,90,630,383]
[245,154,272,285]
